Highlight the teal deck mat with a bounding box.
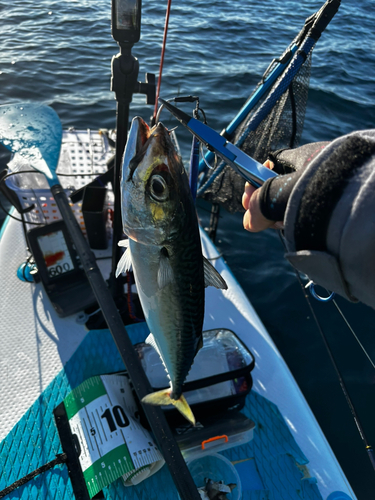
[0,324,323,500]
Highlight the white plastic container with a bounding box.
[187,453,242,500]
[176,412,255,461]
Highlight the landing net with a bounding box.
[198,52,312,213]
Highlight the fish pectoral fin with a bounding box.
[115,245,133,277]
[157,250,175,289]
[118,239,129,248]
[142,390,195,426]
[203,256,228,290]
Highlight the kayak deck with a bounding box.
[0,325,323,500]
[0,130,355,499]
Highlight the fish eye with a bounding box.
[150,174,169,202]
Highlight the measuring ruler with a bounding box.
[63,374,164,498]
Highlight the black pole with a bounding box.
[109,42,139,297]
[50,183,201,500]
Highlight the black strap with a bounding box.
[151,359,255,393]
[0,453,68,498]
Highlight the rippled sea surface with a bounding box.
[1,1,375,498]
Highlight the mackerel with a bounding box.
[116,117,227,424]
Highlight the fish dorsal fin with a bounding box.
[157,248,174,289]
[115,240,132,277]
[203,256,228,290]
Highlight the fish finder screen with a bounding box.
[37,230,74,278]
[116,0,139,30]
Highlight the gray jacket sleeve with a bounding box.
[283,129,375,309]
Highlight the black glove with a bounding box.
[259,142,329,221]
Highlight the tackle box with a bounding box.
[134,328,255,426]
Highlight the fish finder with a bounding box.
[27,220,97,317]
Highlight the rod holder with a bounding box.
[82,186,108,250]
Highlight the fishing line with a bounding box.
[304,277,375,369]
[278,231,375,472]
[199,142,217,170]
[332,299,375,370]
[2,169,41,178]
[152,0,173,124]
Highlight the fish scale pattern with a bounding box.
[0,324,322,500]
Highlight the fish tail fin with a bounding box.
[142,389,195,426]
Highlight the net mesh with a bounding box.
[198,51,312,213]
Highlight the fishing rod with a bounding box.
[198,0,341,177]
[291,262,375,473]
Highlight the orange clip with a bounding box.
[201,435,228,450]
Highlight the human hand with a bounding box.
[242,160,284,232]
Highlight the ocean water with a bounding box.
[1,0,375,498]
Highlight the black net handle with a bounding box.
[295,0,341,46]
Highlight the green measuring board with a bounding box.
[63,374,164,498]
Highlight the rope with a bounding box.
[152,0,173,123]
[0,453,68,498]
